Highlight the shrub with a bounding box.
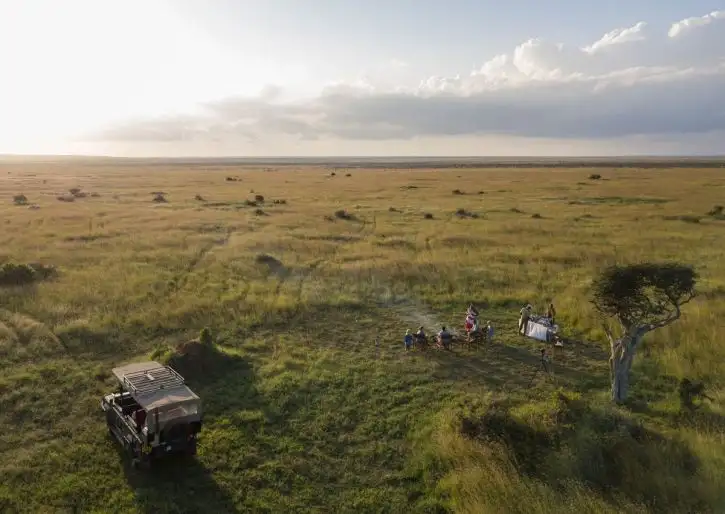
[13,194,27,205]
[389,206,400,212]
[455,208,480,219]
[510,207,524,214]
[589,173,602,180]
[57,195,75,202]
[334,209,353,220]
[330,172,336,176]
[244,199,258,207]
[663,215,702,224]
[423,212,434,219]
[452,189,464,195]
[272,199,287,205]
[0,262,56,287]
[69,187,86,198]
[199,327,213,346]
[152,193,167,203]
[531,213,543,219]
[194,194,205,201]
[254,208,267,216]
[477,190,485,195]
[254,194,265,203]
[346,173,352,177]
[706,205,723,217]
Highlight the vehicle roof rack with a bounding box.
[121,365,186,395]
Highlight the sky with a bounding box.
[0,0,724,157]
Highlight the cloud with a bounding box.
[90,9,725,146]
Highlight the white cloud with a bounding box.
[584,21,648,53]
[89,9,725,148]
[668,10,725,38]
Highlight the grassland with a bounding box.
[1,160,724,513]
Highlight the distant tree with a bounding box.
[591,263,697,403]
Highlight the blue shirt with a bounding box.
[487,326,494,338]
[404,334,413,345]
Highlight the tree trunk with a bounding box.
[608,330,645,404]
[610,349,635,403]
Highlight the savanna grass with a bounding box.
[1,160,724,513]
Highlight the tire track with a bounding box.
[286,212,377,318]
[164,227,235,301]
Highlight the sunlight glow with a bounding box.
[0,0,276,151]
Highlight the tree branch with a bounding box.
[646,302,682,331]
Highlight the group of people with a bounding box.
[518,302,556,334]
[403,304,494,351]
[403,300,559,351]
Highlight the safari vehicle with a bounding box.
[101,361,202,467]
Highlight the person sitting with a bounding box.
[437,326,452,349]
[404,329,414,350]
[414,326,427,346]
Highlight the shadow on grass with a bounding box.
[114,344,260,513]
[424,339,608,393]
[458,394,707,513]
[119,450,239,514]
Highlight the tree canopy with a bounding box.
[592,263,697,327]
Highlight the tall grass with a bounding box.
[1,161,724,513]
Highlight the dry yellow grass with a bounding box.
[1,160,724,513]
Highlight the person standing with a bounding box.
[404,329,414,350]
[519,304,532,335]
[547,302,556,324]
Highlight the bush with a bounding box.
[663,215,702,224]
[13,194,27,205]
[199,327,213,346]
[455,208,480,219]
[531,213,543,219]
[254,194,265,203]
[334,209,354,220]
[194,194,205,201]
[254,208,267,216]
[706,205,723,217]
[0,262,56,287]
[589,173,602,180]
[272,199,287,205]
[423,212,434,219]
[57,195,75,202]
[152,193,167,203]
[452,189,464,195]
[346,173,352,177]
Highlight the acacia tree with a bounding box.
[591,263,697,403]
